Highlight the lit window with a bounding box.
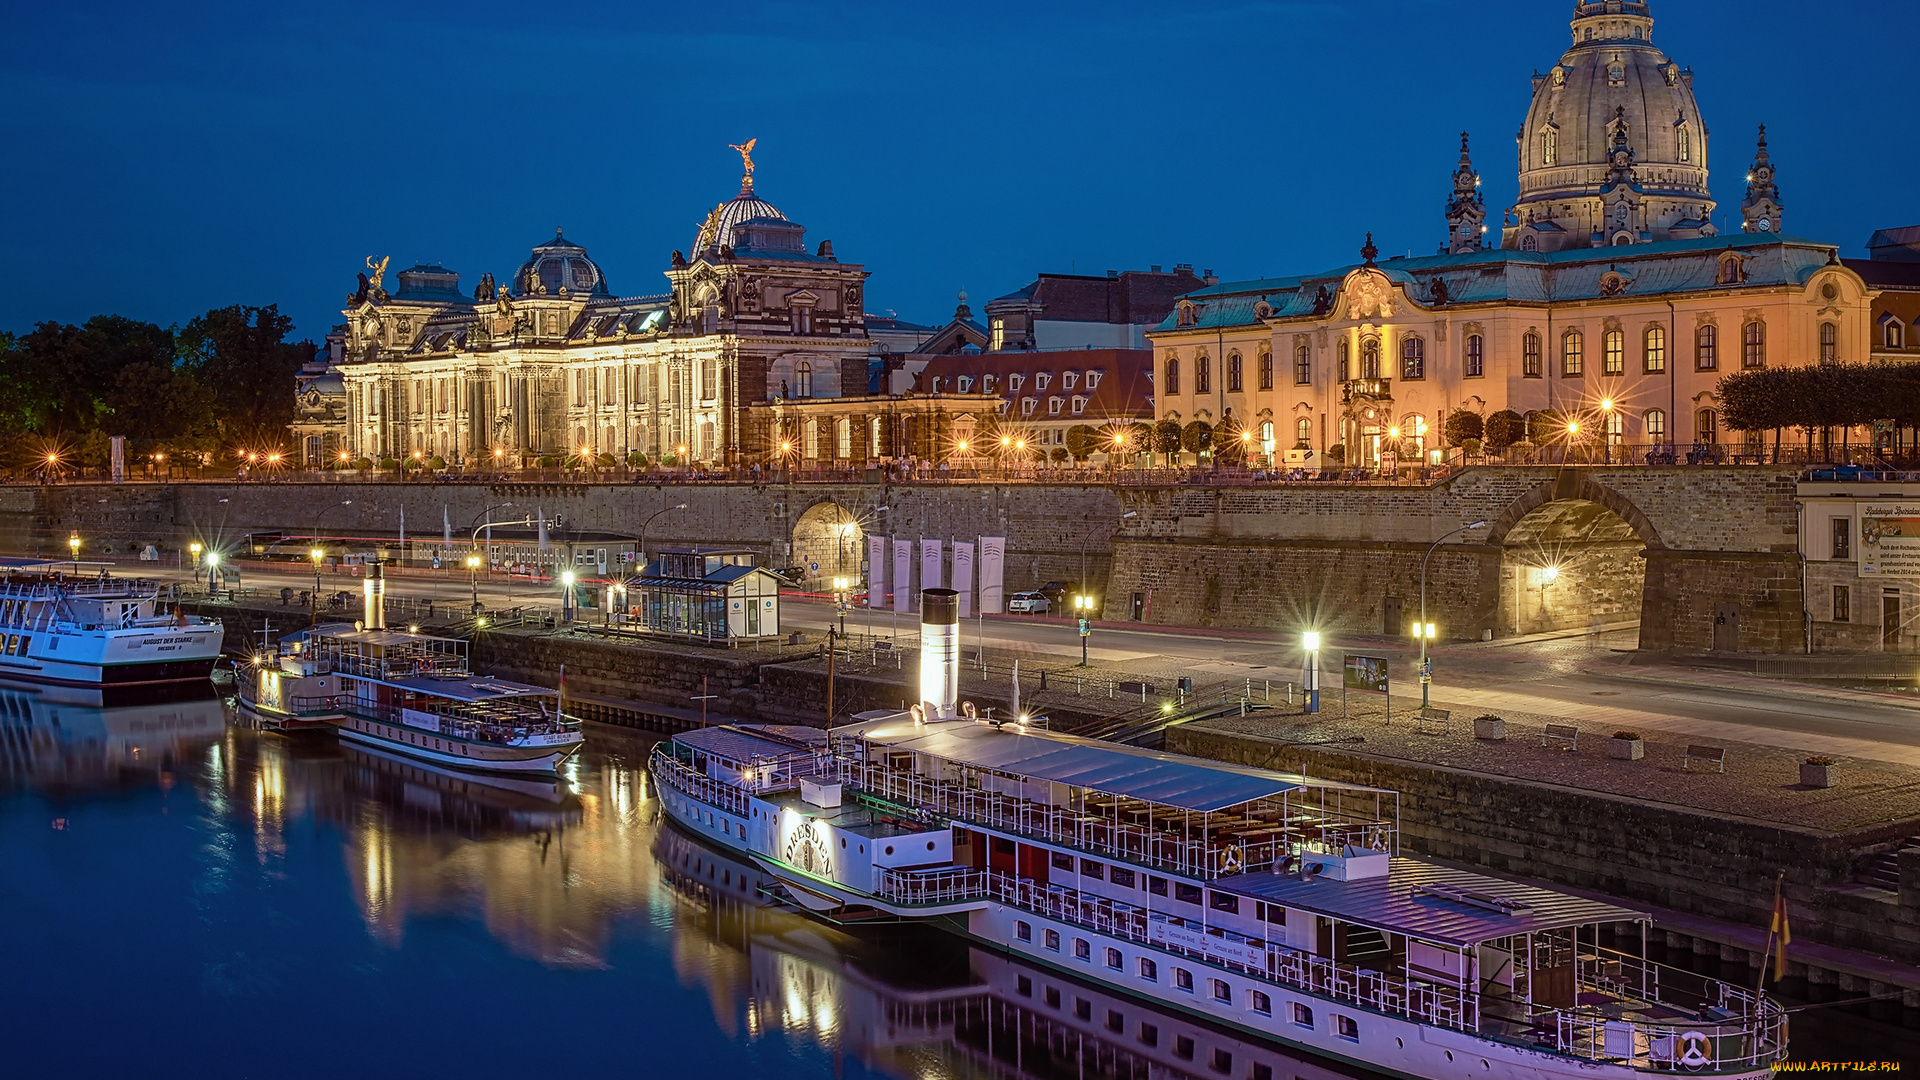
[1645,409,1666,442]
[1361,338,1380,379]
[1696,408,1718,444]
[1562,330,1584,376]
[1644,325,1666,373]
[1401,336,1425,380]
[1743,321,1766,368]
[1464,334,1483,377]
[1603,329,1624,375]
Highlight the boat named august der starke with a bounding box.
[649,587,1787,1079]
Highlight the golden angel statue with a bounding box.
[728,138,757,189]
[365,255,390,292]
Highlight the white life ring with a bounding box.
[1220,844,1244,874]
[1677,1030,1713,1068]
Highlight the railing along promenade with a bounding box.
[869,866,1783,1067]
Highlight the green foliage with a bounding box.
[628,451,648,467]
[1180,420,1213,458]
[537,455,560,468]
[1064,424,1099,461]
[1325,443,1346,465]
[379,457,401,471]
[1483,410,1525,450]
[1151,419,1183,457]
[1126,422,1153,453]
[1525,409,1567,444]
[1048,446,1069,463]
[1717,362,1902,435]
[428,456,448,470]
[1443,410,1484,446]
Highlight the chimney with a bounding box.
[919,588,959,720]
[363,561,387,630]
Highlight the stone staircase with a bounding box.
[1858,837,1920,889]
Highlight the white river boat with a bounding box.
[0,561,222,688]
[649,587,1787,1079]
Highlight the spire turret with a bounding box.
[1741,124,1783,234]
[1444,132,1487,254]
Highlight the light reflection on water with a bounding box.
[0,688,1907,1076]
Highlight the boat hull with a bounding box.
[0,654,219,687]
[334,713,580,774]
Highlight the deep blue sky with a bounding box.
[4,0,1915,343]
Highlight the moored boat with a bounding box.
[0,559,223,688]
[650,588,1787,1079]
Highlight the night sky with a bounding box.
[4,0,1914,343]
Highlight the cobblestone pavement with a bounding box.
[1194,695,1920,833]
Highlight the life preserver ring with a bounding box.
[1677,1030,1712,1068]
[1220,844,1244,874]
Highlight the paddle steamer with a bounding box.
[650,588,1787,1078]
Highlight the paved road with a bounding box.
[145,560,1920,764]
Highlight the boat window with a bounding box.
[1210,978,1231,1003]
[1173,1035,1194,1061]
[1016,975,1031,996]
[1208,892,1239,914]
[1110,867,1137,888]
[1079,859,1104,879]
[1138,1022,1158,1047]
[1073,999,1091,1021]
[1051,852,1073,871]
[1250,990,1271,1015]
[1015,921,1031,942]
[1292,1002,1313,1028]
[1044,929,1059,951]
[1148,876,1168,896]
[1174,882,1203,905]
[1174,967,1193,992]
[1211,1049,1232,1074]
[1138,958,1157,981]
[1335,1015,1359,1042]
[1105,948,1122,969]
[1074,938,1090,961]
[1261,902,1286,924]
[1044,987,1060,1008]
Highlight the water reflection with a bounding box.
[0,681,225,796]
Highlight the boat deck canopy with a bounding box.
[1215,858,1648,948]
[834,715,1385,814]
[387,675,555,701]
[675,724,828,763]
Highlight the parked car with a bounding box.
[1008,591,1050,614]
[1036,581,1069,609]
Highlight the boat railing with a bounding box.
[1544,948,1787,1069]
[873,866,992,905]
[840,760,1387,880]
[280,692,577,744]
[651,744,750,816]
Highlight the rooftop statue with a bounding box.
[728,137,757,190]
[365,255,390,293]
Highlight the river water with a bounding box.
[1,688,1913,1077]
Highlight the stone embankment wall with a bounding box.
[23,464,1803,651]
[1168,725,1920,971]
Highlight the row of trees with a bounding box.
[1718,361,1920,456]
[0,306,311,471]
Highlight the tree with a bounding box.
[1180,420,1213,462]
[1443,410,1484,446]
[1484,409,1525,450]
[1048,446,1069,463]
[1151,419,1183,458]
[1064,424,1099,462]
[1526,409,1567,444]
[176,305,311,444]
[104,362,215,441]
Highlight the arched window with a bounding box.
[1401,336,1425,379]
[1886,319,1906,350]
[1361,337,1381,379]
[1742,321,1766,368]
[1260,350,1275,390]
[1338,339,1351,382]
[1294,418,1311,446]
[1464,334,1484,377]
[1643,326,1666,373]
[1226,353,1243,392]
[1562,329,1584,376]
[803,417,819,459]
[1645,409,1666,443]
[1696,324,1718,370]
[1164,356,1180,395]
[1696,408,1718,444]
[1542,127,1558,165]
[796,361,814,398]
[1820,322,1837,363]
[1523,331,1542,377]
[1603,329,1624,375]
[1677,123,1691,163]
[1195,355,1212,394]
[1521,235,1538,252]
[1290,344,1308,386]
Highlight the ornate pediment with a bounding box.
[1342,269,1396,320]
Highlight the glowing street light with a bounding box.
[310,546,325,625]
[1302,630,1322,713]
[559,568,577,623]
[204,550,220,596]
[832,575,852,638]
[466,553,483,614]
[67,532,80,575]
[1073,594,1095,666]
[1419,520,1487,707]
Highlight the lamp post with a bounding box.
[1418,520,1488,708]
[310,546,325,626]
[1302,630,1321,713]
[189,541,204,587]
[833,576,850,639]
[1599,398,1615,465]
[205,551,220,596]
[1074,594,1093,666]
[67,532,80,576]
[466,553,483,614]
[1078,510,1139,617]
[637,502,688,574]
[560,569,576,623]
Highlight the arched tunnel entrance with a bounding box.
[1497,498,1649,637]
[790,500,860,588]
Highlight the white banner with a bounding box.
[979,536,1006,615]
[1860,503,1920,576]
[921,538,943,593]
[893,540,914,613]
[951,542,975,619]
[867,534,888,608]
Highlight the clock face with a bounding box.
[1757,218,1773,232]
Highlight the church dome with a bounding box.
[695,187,787,254]
[514,229,611,298]
[1507,0,1715,251]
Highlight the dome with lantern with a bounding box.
[513,229,612,298]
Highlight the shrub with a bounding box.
[353,457,374,471]
[1048,446,1069,463]
[1611,730,1642,741]
[1484,409,1525,450]
[1443,409,1484,446]
[378,457,401,471]
[628,451,648,468]
[1472,714,1504,724]
[428,456,447,470]
[1525,409,1566,444]
[1065,425,1099,461]
[1325,443,1346,465]
[536,455,560,468]
[1805,756,1835,766]
[1151,419,1183,457]
[1461,437,1484,457]
[1180,420,1214,459]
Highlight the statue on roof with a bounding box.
[365,255,390,297]
[729,137,757,192]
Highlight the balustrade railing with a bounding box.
[650,745,750,815]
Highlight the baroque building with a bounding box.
[1150,0,1875,468]
[328,146,872,467]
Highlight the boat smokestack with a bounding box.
[919,588,959,721]
[364,561,387,630]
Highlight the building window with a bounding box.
[1226,353,1242,392]
[1523,331,1542,377]
[1464,334,1483,377]
[1138,957,1157,981]
[1259,350,1273,389]
[1338,338,1351,382]
[1644,325,1666,373]
[797,362,814,398]
[1697,324,1718,370]
[836,417,852,458]
[1820,322,1838,363]
[1835,585,1851,622]
[1250,990,1271,1015]
[1696,408,1718,444]
[1562,330,1584,376]
[1833,517,1852,561]
[1401,336,1425,379]
[1361,337,1381,379]
[1601,329,1624,375]
[1645,408,1666,442]
[1165,357,1180,396]
[1294,417,1310,446]
[1743,321,1766,368]
[990,318,1005,351]
[1678,122,1692,163]
[1195,355,1211,394]
[1886,320,1906,350]
[1541,126,1558,165]
[1605,411,1623,444]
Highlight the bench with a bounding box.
[1415,707,1452,735]
[1683,745,1726,773]
[1541,723,1579,750]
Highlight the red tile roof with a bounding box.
[910,348,1154,422]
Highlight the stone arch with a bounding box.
[789,497,860,587]
[1486,470,1664,551]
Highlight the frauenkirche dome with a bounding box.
[1503,0,1717,252]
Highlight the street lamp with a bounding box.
[1599,398,1616,464]
[310,546,325,625]
[1418,520,1488,707]
[190,541,204,587]
[1078,510,1139,609]
[1074,594,1094,666]
[637,502,688,574]
[67,532,80,575]
[204,550,220,596]
[832,575,851,639]
[466,553,483,614]
[1302,630,1322,713]
[560,568,576,623]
